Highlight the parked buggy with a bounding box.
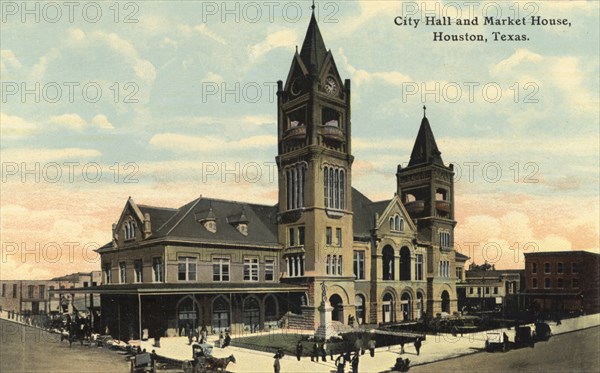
[130,352,155,373]
[182,343,213,373]
[513,326,535,348]
[485,331,509,352]
[533,322,552,341]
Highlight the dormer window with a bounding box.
[195,208,217,233]
[237,223,248,236]
[204,220,217,233]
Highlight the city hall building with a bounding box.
[78,13,464,340]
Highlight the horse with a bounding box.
[205,355,236,372]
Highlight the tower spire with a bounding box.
[408,107,444,167]
[311,0,315,12]
[423,105,427,118]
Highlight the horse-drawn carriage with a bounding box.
[182,343,236,373]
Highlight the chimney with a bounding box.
[143,213,151,237]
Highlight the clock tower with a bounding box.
[276,10,355,327]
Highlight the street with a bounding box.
[411,326,600,373]
[0,319,130,373]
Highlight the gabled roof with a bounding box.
[153,197,279,246]
[299,12,328,74]
[455,251,470,261]
[408,114,444,167]
[352,188,391,239]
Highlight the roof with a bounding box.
[299,12,328,74]
[408,114,444,167]
[352,188,390,239]
[99,197,280,253]
[455,252,470,261]
[52,282,307,295]
[466,269,524,278]
[524,250,600,257]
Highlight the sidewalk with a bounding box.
[139,314,600,373]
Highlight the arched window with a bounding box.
[324,166,346,210]
[399,218,404,232]
[287,164,306,210]
[390,218,394,230]
[324,167,330,208]
[212,296,230,332]
[382,246,395,280]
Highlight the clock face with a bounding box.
[324,77,338,95]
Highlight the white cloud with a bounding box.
[149,133,276,152]
[49,114,87,131]
[0,49,22,73]
[337,48,412,87]
[0,112,37,137]
[194,24,226,45]
[67,28,86,42]
[91,32,157,84]
[491,48,543,75]
[28,48,60,81]
[161,37,178,49]
[1,147,102,163]
[248,28,297,60]
[203,72,224,84]
[92,114,115,129]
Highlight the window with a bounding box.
[544,278,550,288]
[572,262,578,273]
[49,286,55,298]
[557,278,564,288]
[326,227,333,245]
[119,261,127,284]
[152,257,163,283]
[354,251,365,280]
[28,285,34,298]
[103,263,112,284]
[83,282,89,287]
[336,228,342,247]
[243,258,259,281]
[134,259,143,283]
[469,287,474,294]
[212,258,230,282]
[544,262,551,274]
[289,228,296,246]
[439,232,451,250]
[455,267,463,281]
[178,257,197,282]
[493,287,498,294]
[265,259,275,281]
[531,262,537,274]
[477,287,481,295]
[532,278,538,288]
[337,256,343,275]
[326,255,331,275]
[332,256,338,275]
[286,164,306,210]
[323,166,345,209]
[286,255,304,277]
[124,220,137,240]
[572,278,579,288]
[415,254,423,281]
[557,262,564,274]
[439,260,450,277]
[12,284,17,298]
[298,226,305,245]
[2,284,5,297]
[485,287,490,294]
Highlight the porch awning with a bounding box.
[50,282,307,295]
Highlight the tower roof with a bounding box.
[299,12,328,74]
[408,108,444,167]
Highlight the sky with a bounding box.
[1,0,599,280]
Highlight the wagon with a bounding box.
[130,352,155,373]
[485,332,508,352]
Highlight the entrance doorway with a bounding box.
[400,293,412,321]
[177,296,200,336]
[382,293,394,323]
[329,294,343,322]
[441,291,450,313]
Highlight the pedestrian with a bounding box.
[295,341,303,361]
[368,339,376,357]
[335,353,346,373]
[223,332,231,348]
[188,328,194,345]
[414,338,422,356]
[399,338,405,354]
[200,325,208,344]
[273,351,281,373]
[218,332,224,348]
[354,338,362,354]
[321,341,327,362]
[312,342,319,362]
[351,351,359,373]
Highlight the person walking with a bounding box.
[414,338,422,356]
[312,342,319,362]
[223,332,231,348]
[399,338,405,354]
[295,341,303,361]
[368,339,376,357]
[273,351,281,373]
[351,351,359,373]
[218,332,224,348]
[321,341,327,362]
[335,353,346,373]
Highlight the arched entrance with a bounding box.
[382,246,395,280]
[264,295,279,329]
[329,294,343,322]
[400,247,411,280]
[382,292,395,323]
[243,296,261,332]
[176,296,200,336]
[416,292,424,319]
[211,295,230,332]
[441,291,450,313]
[355,294,366,325]
[400,292,412,321]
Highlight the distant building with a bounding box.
[0,271,101,316]
[523,251,600,315]
[456,263,524,316]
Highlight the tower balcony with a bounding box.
[319,125,345,142]
[283,126,306,141]
[404,200,425,215]
[436,200,451,213]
